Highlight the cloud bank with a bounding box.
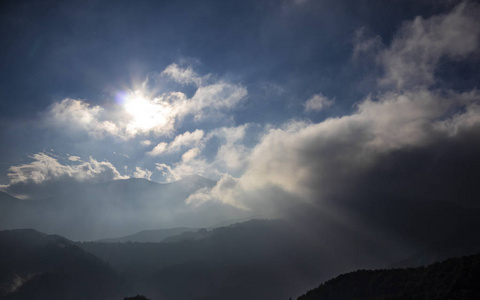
[187,1,480,213]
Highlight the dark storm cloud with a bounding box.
[188,1,480,214]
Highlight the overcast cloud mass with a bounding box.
[1,0,480,227]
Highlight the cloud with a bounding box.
[68,155,81,162]
[378,1,480,89]
[132,166,153,180]
[186,82,248,121]
[147,142,168,156]
[47,99,120,138]
[45,64,247,140]
[189,88,480,211]
[186,3,480,212]
[5,153,127,185]
[161,63,205,87]
[149,125,253,183]
[208,125,250,172]
[147,129,205,156]
[168,129,205,150]
[1,153,128,198]
[304,93,334,112]
[155,163,181,182]
[187,174,241,207]
[352,27,384,61]
[182,148,200,162]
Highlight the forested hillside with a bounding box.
[298,253,480,300]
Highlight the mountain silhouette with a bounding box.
[98,227,196,243]
[298,252,480,300]
[0,229,126,300]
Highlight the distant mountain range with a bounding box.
[0,175,252,240]
[97,217,259,243]
[98,227,196,243]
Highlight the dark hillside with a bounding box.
[298,253,480,300]
[0,229,126,300]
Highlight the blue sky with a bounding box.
[1,0,480,211]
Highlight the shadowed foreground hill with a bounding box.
[0,229,126,300]
[298,253,480,300]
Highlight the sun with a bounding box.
[122,91,172,135]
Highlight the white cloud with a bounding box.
[187,82,248,121]
[155,163,181,182]
[166,158,211,180]
[132,166,153,180]
[147,142,168,156]
[208,125,250,172]
[187,174,242,207]
[153,124,252,183]
[161,63,205,87]
[148,124,253,187]
[147,129,205,156]
[378,1,480,88]
[304,93,334,112]
[168,129,205,150]
[46,64,247,140]
[4,153,128,186]
[68,155,81,162]
[182,148,200,162]
[48,99,120,138]
[113,152,130,158]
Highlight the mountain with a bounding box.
[297,252,480,300]
[79,217,414,300]
[98,227,196,243]
[0,229,126,300]
[80,196,480,299]
[0,176,251,241]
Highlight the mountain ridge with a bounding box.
[298,252,480,300]
[0,229,127,300]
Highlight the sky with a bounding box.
[1,0,480,214]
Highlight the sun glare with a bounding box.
[123,92,172,134]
